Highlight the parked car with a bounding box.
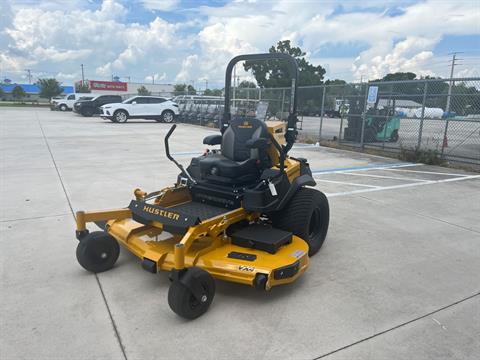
[73,94,123,117]
[51,93,92,111]
[99,96,179,123]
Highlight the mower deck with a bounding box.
[76,195,309,290]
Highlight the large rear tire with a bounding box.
[270,187,329,256]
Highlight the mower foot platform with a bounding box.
[230,223,292,254]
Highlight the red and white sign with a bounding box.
[89,80,127,92]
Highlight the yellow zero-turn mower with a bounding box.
[75,53,330,319]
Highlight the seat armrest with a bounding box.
[203,134,222,146]
[246,137,269,149]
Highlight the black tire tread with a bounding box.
[168,267,215,319]
[76,231,120,273]
[271,187,329,256]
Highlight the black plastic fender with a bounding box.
[275,174,316,211]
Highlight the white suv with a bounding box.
[51,93,90,111]
[100,96,179,123]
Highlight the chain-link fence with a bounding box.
[174,78,480,165]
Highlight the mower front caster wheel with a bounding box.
[168,267,215,319]
[76,231,120,273]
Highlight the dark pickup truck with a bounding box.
[73,94,122,117]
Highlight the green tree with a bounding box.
[137,85,151,95]
[381,72,416,81]
[238,80,256,88]
[174,84,187,95]
[244,40,326,87]
[75,82,91,93]
[12,85,26,101]
[37,78,63,99]
[174,84,197,95]
[204,88,223,96]
[187,85,196,95]
[0,87,5,99]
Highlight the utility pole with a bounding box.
[446,52,463,112]
[205,79,208,91]
[152,75,155,84]
[25,69,32,84]
[80,64,85,84]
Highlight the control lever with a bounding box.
[164,124,197,184]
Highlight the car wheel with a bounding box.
[114,110,128,123]
[390,129,399,142]
[59,104,68,111]
[161,110,175,123]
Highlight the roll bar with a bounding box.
[221,53,299,153]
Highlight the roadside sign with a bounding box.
[367,86,378,104]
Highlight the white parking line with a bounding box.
[311,163,420,175]
[345,172,431,182]
[325,175,480,197]
[385,168,469,177]
[314,178,379,188]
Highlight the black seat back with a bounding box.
[221,116,269,162]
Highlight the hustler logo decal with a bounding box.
[142,205,180,221]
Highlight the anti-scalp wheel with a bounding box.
[76,231,120,273]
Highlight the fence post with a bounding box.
[360,83,369,149]
[319,85,326,142]
[417,82,428,150]
[338,87,345,144]
[441,117,450,159]
[381,84,394,149]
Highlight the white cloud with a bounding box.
[0,0,478,86]
[145,72,167,82]
[175,55,199,82]
[141,0,180,11]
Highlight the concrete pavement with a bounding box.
[1,107,479,360]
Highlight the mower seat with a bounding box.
[198,117,271,185]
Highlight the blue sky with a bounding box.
[0,0,479,88]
